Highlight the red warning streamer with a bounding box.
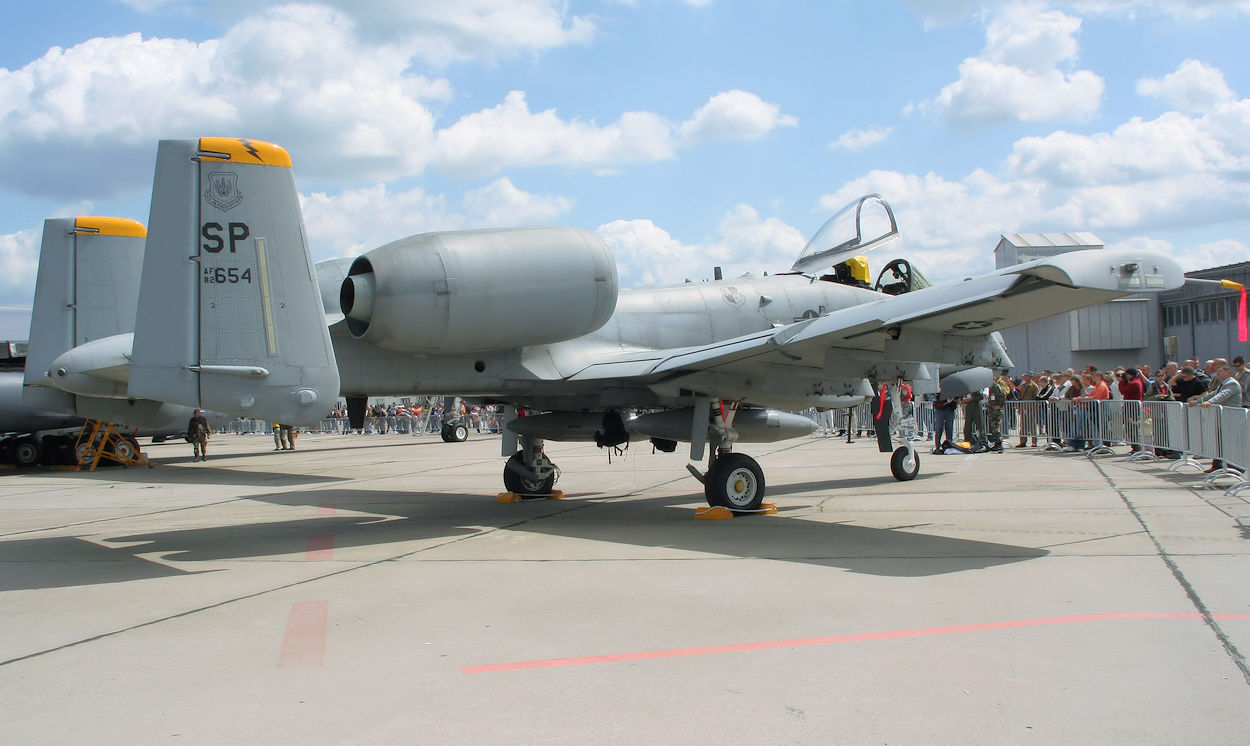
[1238,286,1248,342]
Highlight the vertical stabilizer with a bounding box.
[23,217,147,411]
[129,138,339,425]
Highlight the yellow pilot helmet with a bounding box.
[848,255,870,285]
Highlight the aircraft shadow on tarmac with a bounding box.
[2,484,1049,591]
[12,462,350,488]
[0,535,214,592]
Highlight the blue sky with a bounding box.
[1,0,1247,328]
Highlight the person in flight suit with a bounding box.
[188,409,211,462]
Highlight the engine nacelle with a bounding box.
[340,226,618,353]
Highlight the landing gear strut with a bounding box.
[502,436,559,497]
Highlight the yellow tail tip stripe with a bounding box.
[1221,279,1245,290]
[74,217,147,237]
[198,137,293,168]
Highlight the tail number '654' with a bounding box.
[203,266,253,284]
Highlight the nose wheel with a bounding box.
[890,446,919,481]
[704,453,765,512]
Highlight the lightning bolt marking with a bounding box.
[238,138,263,162]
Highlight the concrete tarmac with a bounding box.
[1,431,1248,744]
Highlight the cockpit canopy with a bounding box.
[791,194,899,274]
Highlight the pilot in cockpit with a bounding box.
[824,255,871,289]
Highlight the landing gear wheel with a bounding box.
[890,446,920,481]
[109,437,140,461]
[13,437,40,468]
[441,423,469,442]
[503,452,556,496]
[704,453,765,513]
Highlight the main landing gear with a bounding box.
[441,420,469,442]
[703,451,766,512]
[502,435,559,497]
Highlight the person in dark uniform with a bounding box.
[188,409,210,462]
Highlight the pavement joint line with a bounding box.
[1091,458,1250,688]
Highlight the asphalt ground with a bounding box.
[1,430,1247,744]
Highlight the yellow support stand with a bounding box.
[74,420,154,471]
[496,490,565,502]
[694,503,778,519]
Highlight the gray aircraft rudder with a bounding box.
[129,137,339,425]
[23,216,147,412]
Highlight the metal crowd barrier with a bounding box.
[999,399,1247,494]
[809,397,1247,495]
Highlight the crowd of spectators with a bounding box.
[928,355,1249,467]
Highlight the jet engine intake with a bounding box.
[341,226,618,353]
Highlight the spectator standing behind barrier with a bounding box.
[1233,356,1250,408]
[1145,371,1173,401]
[1188,365,1243,473]
[188,408,210,462]
[1017,372,1041,448]
[1172,367,1208,403]
[1120,368,1145,453]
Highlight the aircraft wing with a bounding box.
[565,247,1184,384]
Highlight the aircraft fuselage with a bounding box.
[331,273,886,410]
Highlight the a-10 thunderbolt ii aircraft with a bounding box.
[50,137,1184,511]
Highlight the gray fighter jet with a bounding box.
[55,137,1185,510]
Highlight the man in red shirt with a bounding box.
[1120,368,1145,452]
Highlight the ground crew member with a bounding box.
[963,389,985,448]
[986,371,1011,452]
[273,423,295,451]
[188,409,210,462]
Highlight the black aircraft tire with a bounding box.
[890,447,920,481]
[442,423,469,442]
[13,438,41,468]
[704,453,765,513]
[503,452,555,496]
[110,437,140,462]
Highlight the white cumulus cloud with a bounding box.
[678,89,798,144]
[928,4,1105,127]
[829,126,894,151]
[1137,58,1236,112]
[597,204,806,288]
[119,0,597,63]
[461,177,573,226]
[434,90,676,177]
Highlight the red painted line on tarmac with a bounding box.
[462,612,1250,674]
[278,600,329,667]
[305,534,334,561]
